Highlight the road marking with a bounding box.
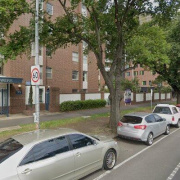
[167,162,180,180]
[93,128,180,180]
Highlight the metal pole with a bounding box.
[6,84,9,117]
[35,0,40,129]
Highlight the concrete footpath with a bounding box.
[0,101,174,131]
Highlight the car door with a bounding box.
[153,114,166,134]
[145,115,159,137]
[17,137,75,180]
[68,134,103,180]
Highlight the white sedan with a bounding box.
[0,129,118,180]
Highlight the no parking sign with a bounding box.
[31,65,40,85]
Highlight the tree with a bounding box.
[121,78,140,92]
[1,0,179,132]
[127,15,180,104]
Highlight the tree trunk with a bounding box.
[177,91,180,104]
[109,91,121,133]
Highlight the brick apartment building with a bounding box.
[0,0,104,115]
[125,64,159,92]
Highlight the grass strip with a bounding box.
[0,106,152,140]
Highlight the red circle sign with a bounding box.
[31,68,40,83]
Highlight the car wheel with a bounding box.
[164,125,170,135]
[176,120,180,128]
[146,133,153,146]
[103,149,116,170]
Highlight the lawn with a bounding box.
[0,106,152,141]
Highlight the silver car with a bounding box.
[0,128,118,180]
[117,112,170,145]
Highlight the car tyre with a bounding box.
[176,120,180,128]
[103,149,116,170]
[146,133,153,146]
[164,125,170,135]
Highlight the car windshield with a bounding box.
[153,107,172,115]
[0,138,23,164]
[121,116,143,124]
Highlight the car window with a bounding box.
[121,116,142,124]
[68,134,94,149]
[145,115,156,123]
[153,107,172,115]
[0,138,23,164]
[19,136,69,166]
[172,107,178,114]
[153,114,163,122]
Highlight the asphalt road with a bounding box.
[82,127,180,180]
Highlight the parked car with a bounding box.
[0,129,118,180]
[153,104,180,127]
[117,112,170,146]
[176,104,180,111]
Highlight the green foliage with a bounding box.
[121,78,140,93]
[0,0,29,35]
[60,99,106,112]
[161,86,172,93]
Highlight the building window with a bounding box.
[81,4,87,16]
[134,71,138,76]
[142,81,146,85]
[46,3,53,15]
[126,72,130,76]
[72,71,79,80]
[83,55,87,64]
[140,71,144,75]
[72,52,79,62]
[83,71,88,81]
[151,71,156,75]
[39,89,43,103]
[72,89,78,93]
[149,81,152,86]
[46,67,52,79]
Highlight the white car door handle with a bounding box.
[76,152,81,157]
[21,168,32,174]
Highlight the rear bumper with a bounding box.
[117,127,147,142]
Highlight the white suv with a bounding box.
[153,104,180,127]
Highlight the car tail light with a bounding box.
[134,125,147,130]
[118,122,123,127]
[172,116,175,121]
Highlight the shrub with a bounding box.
[60,99,106,112]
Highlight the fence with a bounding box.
[59,92,172,105]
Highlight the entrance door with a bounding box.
[0,89,8,115]
[45,89,50,111]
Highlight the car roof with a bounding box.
[124,112,151,118]
[12,128,79,146]
[155,104,175,107]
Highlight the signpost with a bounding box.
[34,0,40,129]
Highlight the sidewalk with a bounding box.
[0,100,175,130]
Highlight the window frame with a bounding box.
[72,71,79,81]
[46,67,52,79]
[46,3,53,15]
[72,52,79,62]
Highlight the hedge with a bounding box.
[60,99,106,112]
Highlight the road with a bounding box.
[82,127,180,180]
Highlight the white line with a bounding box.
[167,161,180,180]
[93,128,180,180]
